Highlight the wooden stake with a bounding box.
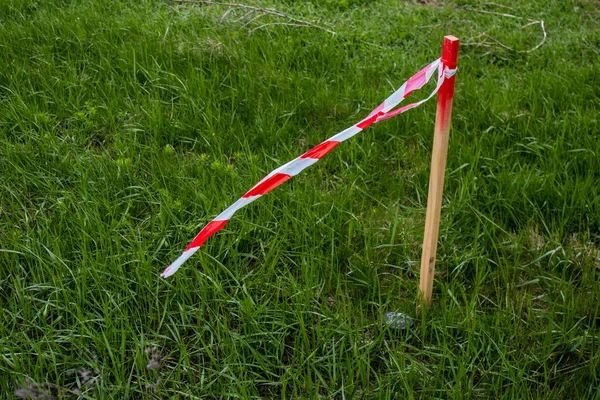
[418,36,459,308]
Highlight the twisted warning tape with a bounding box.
[161,58,456,278]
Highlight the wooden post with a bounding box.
[418,36,459,308]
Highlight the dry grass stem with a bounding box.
[462,7,547,53]
[173,0,337,35]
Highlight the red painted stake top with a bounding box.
[436,35,460,132]
[442,35,460,69]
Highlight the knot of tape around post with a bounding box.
[444,68,457,79]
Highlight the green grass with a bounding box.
[1,0,599,398]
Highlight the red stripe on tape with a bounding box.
[376,102,419,122]
[367,102,385,117]
[356,113,379,129]
[186,219,229,250]
[243,173,292,198]
[300,140,340,159]
[404,64,429,98]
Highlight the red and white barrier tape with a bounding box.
[161,58,456,278]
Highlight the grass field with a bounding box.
[1,0,599,398]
